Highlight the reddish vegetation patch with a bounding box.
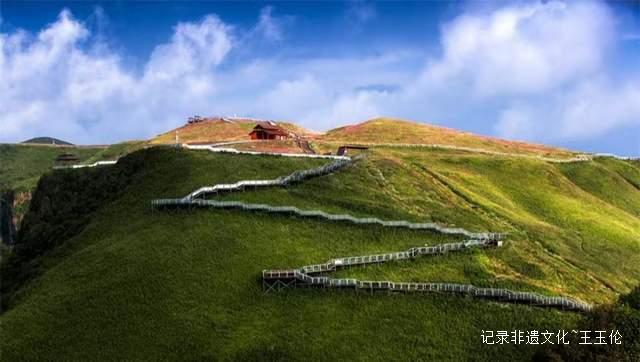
[334,124,365,135]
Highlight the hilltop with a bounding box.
[151,117,577,159]
[21,136,74,146]
[319,118,575,157]
[150,117,317,145]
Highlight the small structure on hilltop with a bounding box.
[337,145,369,156]
[187,116,204,124]
[55,153,79,165]
[249,122,290,140]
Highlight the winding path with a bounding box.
[262,239,591,312]
[153,147,592,312]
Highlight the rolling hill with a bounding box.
[1,127,639,360]
[319,118,577,157]
[0,142,146,246]
[151,117,581,160]
[0,141,146,193]
[21,136,74,146]
[151,118,316,145]
[0,144,106,242]
[0,144,101,192]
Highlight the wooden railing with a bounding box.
[154,146,591,312]
[262,240,592,312]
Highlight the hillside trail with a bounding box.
[151,146,592,312]
[295,138,316,154]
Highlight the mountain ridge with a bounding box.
[21,136,73,146]
[151,117,577,158]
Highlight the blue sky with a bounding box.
[1,1,639,156]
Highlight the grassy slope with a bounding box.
[0,144,104,228]
[0,143,144,226]
[319,118,576,157]
[558,158,640,218]
[218,148,640,303]
[83,141,147,164]
[151,120,253,144]
[2,147,638,360]
[0,142,147,192]
[151,120,314,145]
[232,140,305,154]
[0,144,103,192]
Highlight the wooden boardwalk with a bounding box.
[180,156,351,200]
[152,198,505,240]
[152,148,593,312]
[262,239,592,312]
[153,154,503,239]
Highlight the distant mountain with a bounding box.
[21,137,73,146]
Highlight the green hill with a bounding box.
[21,137,74,146]
[0,144,102,192]
[0,142,146,246]
[319,118,577,158]
[1,144,639,360]
[0,144,106,243]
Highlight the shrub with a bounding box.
[0,149,148,310]
[535,286,640,361]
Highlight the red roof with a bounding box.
[251,122,288,135]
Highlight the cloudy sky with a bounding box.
[1,1,639,155]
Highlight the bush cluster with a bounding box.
[1,150,147,310]
[535,286,640,361]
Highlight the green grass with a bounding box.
[84,141,147,164]
[2,146,639,360]
[216,147,640,303]
[0,144,105,234]
[0,142,147,193]
[0,142,145,229]
[558,158,640,218]
[0,144,104,192]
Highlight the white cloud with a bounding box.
[417,1,639,146]
[347,0,377,24]
[0,1,638,154]
[261,0,637,143]
[145,15,232,80]
[494,78,640,142]
[253,6,284,42]
[496,104,536,140]
[257,75,328,118]
[0,10,233,143]
[422,1,613,97]
[557,78,640,138]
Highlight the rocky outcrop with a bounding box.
[0,190,17,246]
